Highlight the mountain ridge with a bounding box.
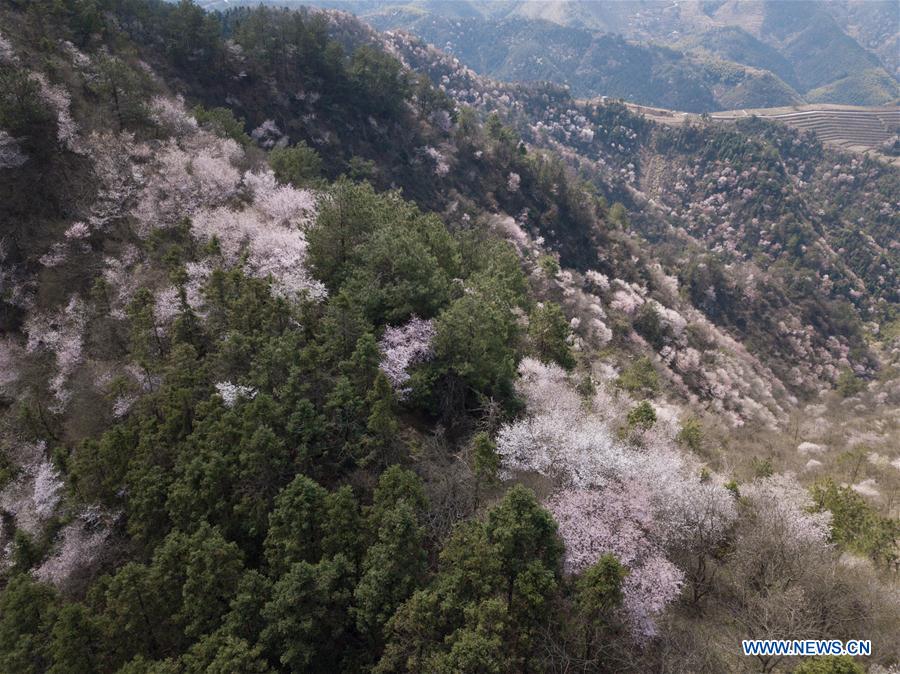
[222,0,900,109]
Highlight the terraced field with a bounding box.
[624,102,900,164]
[713,105,900,158]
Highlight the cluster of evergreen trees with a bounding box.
[0,1,583,658]
[0,192,595,669]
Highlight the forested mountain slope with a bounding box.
[0,2,897,673]
[365,14,805,112]
[232,0,900,109]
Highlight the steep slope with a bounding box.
[824,0,900,79]
[674,25,800,88]
[368,14,803,112]
[805,69,900,107]
[270,0,900,107]
[0,3,897,674]
[761,4,892,96]
[385,30,898,305]
[25,0,893,489]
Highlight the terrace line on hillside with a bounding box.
[620,101,900,164]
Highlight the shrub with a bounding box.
[751,457,773,478]
[608,202,628,227]
[632,303,670,351]
[810,478,899,567]
[192,105,251,145]
[538,255,559,278]
[626,401,656,429]
[528,302,575,370]
[676,417,703,452]
[835,369,866,398]
[269,142,323,187]
[615,357,659,395]
[792,655,864,674]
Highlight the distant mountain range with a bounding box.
[202,0,899,111]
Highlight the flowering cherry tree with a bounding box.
[191,202,325,302]
[497,358,738,637]
[24,296,87,410]
[32,72,78,149]
[585,270,610,291]
[423,145,450,176]
[64,222,90,240]
[609,282,645,315]
[378,316,436,395]
[547,487,684,638]
[496,358,646,488]
[741,474,832,552]
[33,508,109,589]
[83,131,140,229]
[0,31,15,62]
[149,95,198,137]
[133,135,243,231]
[243,169,317,224]
[251,119,283,149]
[0,442,62,547]
[215,381,258,407]
[652,477,737,551]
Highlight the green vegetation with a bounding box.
[538,254,560,277]
[193,105,251,145]
[792,655,865,674]
[836,369,866,398]
[616,357,659,396]
[307,179,460,324]
[0,12,542,656]
[378,485,563,672]
[528,302,575,370]
[633,303,670,351]
[676,417,704,453]
[751,457,774,478]
[362,2,898,110]
[0,69,55,143]
[0,150,599,666]
[805,69,899,106]
[811,479,899,568]
[472,431,500,492]
[269,142,323,187]
[626,401,656,429]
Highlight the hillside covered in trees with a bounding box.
[236,0,900,110]
[0,2,898,673]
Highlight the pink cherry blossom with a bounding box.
[149,95,198,137]
[33,508,110,589]
[741,474,832,551]
[379,316,436,395]
[215,381,258,407]
[547,487,685,638]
